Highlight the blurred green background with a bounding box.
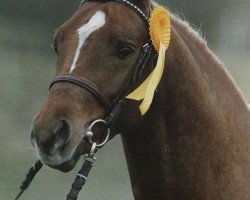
[0,0,249,199]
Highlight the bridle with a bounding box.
[49,0,154,128]
[15,0,155,200]
[49,0,155,151]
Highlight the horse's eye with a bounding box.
[117,45,135,59]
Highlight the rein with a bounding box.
[15,0,154,199]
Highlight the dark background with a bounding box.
[0,0,249,199]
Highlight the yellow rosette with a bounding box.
[126,7,171,115]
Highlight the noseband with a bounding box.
[49,76,112,112]
[16,1,155,200]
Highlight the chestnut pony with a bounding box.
[30,0,250,199]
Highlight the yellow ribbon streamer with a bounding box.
[126,7,171,115]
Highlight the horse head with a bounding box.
[30,0,153,172]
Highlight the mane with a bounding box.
[152,1,249,108]
[171,16,222,66]
[152,1,221,66]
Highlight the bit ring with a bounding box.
[86,119,110,149]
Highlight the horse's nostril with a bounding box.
[30,129,36,146]
[54,120,70,150]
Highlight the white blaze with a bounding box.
[70,11,106,73]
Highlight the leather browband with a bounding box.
[49,76,112,112]
[80,0,149,24]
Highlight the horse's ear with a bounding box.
[131,0,152,15]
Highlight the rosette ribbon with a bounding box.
[126,7,171,115]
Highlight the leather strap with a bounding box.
[66,159,94,200]
[80,0,149,24]
[49,76,112,112]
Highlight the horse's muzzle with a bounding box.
[31,120,70,154]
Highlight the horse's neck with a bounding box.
[122,15,250,200]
